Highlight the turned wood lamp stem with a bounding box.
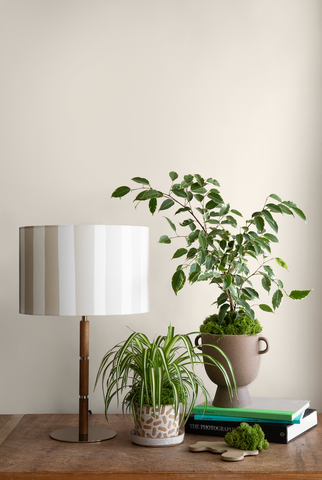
[79,316,89,439]
[49,315,116,443]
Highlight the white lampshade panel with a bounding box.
[19,225,149,316]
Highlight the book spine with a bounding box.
[184,416,288,444]
[194,415,301,424]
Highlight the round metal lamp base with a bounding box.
[50,426,116,443]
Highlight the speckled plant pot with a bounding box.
[134,404,179,438]
[195,334,269,408]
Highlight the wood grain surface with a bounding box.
[0,415,24,446]
[0,414,321,479]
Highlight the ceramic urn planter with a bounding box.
[195,333,269,408]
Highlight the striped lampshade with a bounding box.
[19,225,149,316]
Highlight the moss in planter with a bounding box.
[200,310,262,338]
[128,384,187,409]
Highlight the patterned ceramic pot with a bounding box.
[134,404,179,438]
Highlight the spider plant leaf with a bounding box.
[175,334,195,369]
[170,380,179,417]
[155,367,163,413]
[149,367,156,415]
[200,346,236,399]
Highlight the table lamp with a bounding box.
[19,225,149,443]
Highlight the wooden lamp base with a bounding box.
[50,316,116,443]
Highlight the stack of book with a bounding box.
[185,397,318,444]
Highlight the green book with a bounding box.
[194,412,303,424]
[192,397,310,422]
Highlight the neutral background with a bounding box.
[1,0,321,415]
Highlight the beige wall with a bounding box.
[0,0,321,414]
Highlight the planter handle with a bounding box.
[196,334,269,355]
[258,337,269,355]
[195,334,203,351]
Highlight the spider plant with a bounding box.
[95,325,236,426]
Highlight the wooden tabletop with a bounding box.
[0,413,321,479]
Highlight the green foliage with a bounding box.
[225,422,269,452]
[129,385,183,407]
[112,173,311,323]
[200,311,262,338]
[95,325,236,426]
[289,290,311,300]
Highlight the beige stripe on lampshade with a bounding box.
[19,225,149,316]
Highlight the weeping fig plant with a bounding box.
[112,172,310,326]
